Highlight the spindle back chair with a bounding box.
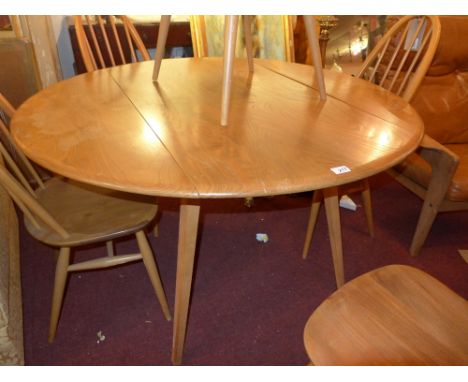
[357,15,441,101]
[0,93,170,342]
[74,15,150,72]
[302,16,441,287]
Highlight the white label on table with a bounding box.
[330,165,351,174]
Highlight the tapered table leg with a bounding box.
[323,187,345,288]
[361,179,375,237]
[172,201,200,365]
[302,190,323,260]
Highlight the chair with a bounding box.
[73,18,161,239]
[302,16,441,286]
[153,15,326,126]
[303,264,468,365]
[0,93,171,342]
[74,15,150,72]
[389,16,468,256]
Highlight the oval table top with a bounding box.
[11,57,424,199]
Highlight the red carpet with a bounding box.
[19,173,468,365]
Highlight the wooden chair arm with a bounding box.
[419,134,459,168]
[407,134,460,255]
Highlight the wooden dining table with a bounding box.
[11,57,424,364]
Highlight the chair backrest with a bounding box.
[357,16,441,102]
[0,92,67,238]
[0,92,45,192]
[74,15,151,72]
[0,92,15,120]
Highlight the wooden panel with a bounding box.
[0,38,41,108]
[22,16,63,88]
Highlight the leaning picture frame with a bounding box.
[190,15,295,62]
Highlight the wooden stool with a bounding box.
[304,264,468,365]
[152,15,326,126]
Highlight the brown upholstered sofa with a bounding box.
[0,176,24,365]
[392,16,468,256]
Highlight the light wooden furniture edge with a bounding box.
[0,93,24,365]
[303,264,468,365]
[0,160,24,365]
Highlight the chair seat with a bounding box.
[24,177,158,247]
[304,264,468,365]
[396,143,468,202]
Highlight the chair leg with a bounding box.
[48,247,70,342]
[243,15,254,72]
[410,194,445,257]
[302,190,323,259]
[135,230,172,321]
[106,240,114,257]
[152,197,160,237]
[152,15,171,81]
[302,16,326,100]
[221,15,239,126]
[410,148,458,256]
[153,223,159,237]
[360,179,374,237]
[323,187,345,288]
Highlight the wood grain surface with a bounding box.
[11,58,424,199]
[304,264,468,365]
